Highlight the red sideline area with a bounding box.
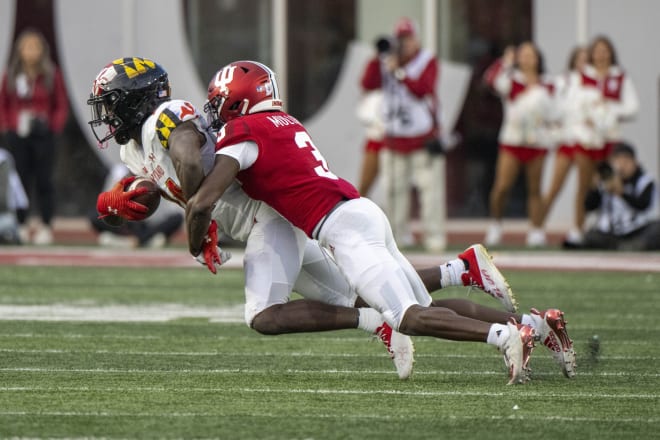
[1,246,660,273]
[5,218,659,272]
[36,218,571,248]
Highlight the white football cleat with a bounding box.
[459,244,518,312]
[530,308,576,378]
[498,320,536,385]
[374,322,414,380]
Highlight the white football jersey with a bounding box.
[120,99,260,241]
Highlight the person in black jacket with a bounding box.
[575,142,660,250]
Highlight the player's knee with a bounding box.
[250,305,285,335]
[397,304,425,336]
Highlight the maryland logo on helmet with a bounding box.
[88,57,171,146]
[112,57,158,79]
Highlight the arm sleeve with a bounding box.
[49,68,69,134]
[216,141,259,170]
[610,76,639,122]
[584,189,602,211]
[361,58,382,91]
[622,181,654,210]
[483,58,512,97]
[401,58,438,98]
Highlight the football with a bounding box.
[125,177,161,220]
[102,214,125,227]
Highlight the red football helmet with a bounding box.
[205,60,283,128]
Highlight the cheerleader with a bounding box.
[541,46,590,242]
[483,42,559,247]
[547,36,639,247]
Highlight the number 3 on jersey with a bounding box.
[294,131,338,180]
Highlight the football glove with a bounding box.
[194,220,232,274]
[96,176,149,221]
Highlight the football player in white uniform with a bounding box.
[87,58,575,381]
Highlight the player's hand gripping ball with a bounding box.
[98,176,161,226]
[124,177,161,217]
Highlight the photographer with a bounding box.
[361,17,444,251]
[578,142,660,250]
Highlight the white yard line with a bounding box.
[0,304,244,322]
[0,385,657,399]
[0,333,162,339]
[0,410,656,424]
[0,333,655,347]
[2,304,660,329]
[0,367,658,378]
[0,348,656,361]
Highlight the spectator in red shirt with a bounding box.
[361,18,444,251]
[0,28,68,245]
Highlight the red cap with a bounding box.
[394,17,417,38]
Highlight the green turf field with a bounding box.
[0,265,658,439]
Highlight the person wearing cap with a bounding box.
[360,17,444,251]
[575,142,659,250]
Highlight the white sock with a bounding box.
[439,258,467,288]
[521,314,535,328]
[357,308,383,333]
[486,323,509,346]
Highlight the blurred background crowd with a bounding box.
[0,0,657,251]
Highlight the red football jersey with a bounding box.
[215,111,360,237]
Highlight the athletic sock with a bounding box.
[521,313,535,328]
[487,323,509,346]
[439,258,468,288]
[357,308,383,333]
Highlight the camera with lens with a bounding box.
[375,35,397,55]
[596,161,614,181]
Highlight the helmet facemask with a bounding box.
[87,90,126,147]
[203,94,226,131]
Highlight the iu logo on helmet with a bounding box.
[215,65,237,94]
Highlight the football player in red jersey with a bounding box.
[189,61,576,384]
[89,58,548,381]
